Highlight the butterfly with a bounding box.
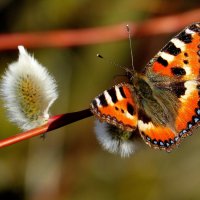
[90,22,200,153]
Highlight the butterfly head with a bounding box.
[124,66,138,84]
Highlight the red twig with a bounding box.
[0,108,92,148]
[0,9,199,50]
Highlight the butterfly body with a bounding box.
[91,22,200,152]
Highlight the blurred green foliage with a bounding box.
[0,0,199,200]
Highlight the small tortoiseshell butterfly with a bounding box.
[90,22,200,152]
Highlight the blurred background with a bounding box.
[0,0,199,200]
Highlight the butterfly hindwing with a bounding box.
[90,83,138,132]
[138,112,179,152]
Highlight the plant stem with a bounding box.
[0,108,92,148]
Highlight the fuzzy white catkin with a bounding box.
[95,120,136,157]
[0,46,58,130]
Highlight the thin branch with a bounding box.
[0,108,93,148]
[0,9,199,50]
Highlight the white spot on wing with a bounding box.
[183,65,192,76]
[158,52,174,63]
[138,120,154,131]
[171,38,185,51]
[104,91,114,106]
[180,81,197,102]
[115,86,123,101]
[125,111,134,119]
[185,28,195,35]
[95,98,101,107]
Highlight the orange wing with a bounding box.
[145,22,200,81]
[90,83,138,132]
[175,80,200,136]
[138,120,179,152]
[138,80,200,152]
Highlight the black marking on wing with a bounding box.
[127,102,134,115]
[115,106,119,110]
[138,109,151,123]
[171,67,186,77]
[92,99,97,108]
[99,95,108,107]
[162,41,181,56]
[140,131,179,150]
[189,23,200,33]
[170,82,186,98]
[119,86,126,98]
[157,56,168,67]
[107,87,117,103]
[176,31,192,44]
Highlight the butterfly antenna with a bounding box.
[126,25,135,71]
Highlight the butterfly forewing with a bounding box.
[145,22,200,81]
[90,83,138,132]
